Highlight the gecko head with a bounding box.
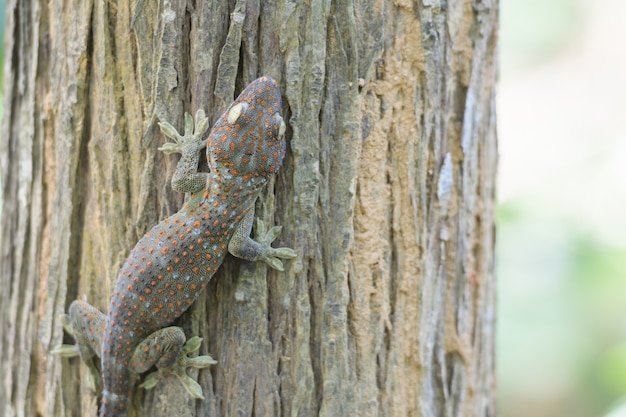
[207,76,287,190]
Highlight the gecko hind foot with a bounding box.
[51,313,102,392]
[158,110,209,155]
[51,314,78,356]
[139,336,217,399]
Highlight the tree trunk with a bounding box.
[0,0,498,416]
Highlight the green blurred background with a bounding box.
[499,0,626,416]
[1,0,625,416]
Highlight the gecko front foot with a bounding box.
[139,336,216,399]
[253,219,297,271]
[158,109,209,155]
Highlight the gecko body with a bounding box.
[55,77,295,417]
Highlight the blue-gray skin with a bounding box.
[53,77,295,417]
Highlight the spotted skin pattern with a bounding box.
[55,77,296,417]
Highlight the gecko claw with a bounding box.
[51,344,79,358]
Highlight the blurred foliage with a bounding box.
[498,0,626,416]
[498,199,626,416]
[500,0,583,74]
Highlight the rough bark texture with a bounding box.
[0,0,498,416]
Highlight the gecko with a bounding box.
[53,76,296,417]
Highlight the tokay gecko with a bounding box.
[54,77,296,417]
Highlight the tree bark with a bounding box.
[0,0,498,416]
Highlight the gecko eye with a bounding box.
[227,102,248,124]
[275,113,286,137]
